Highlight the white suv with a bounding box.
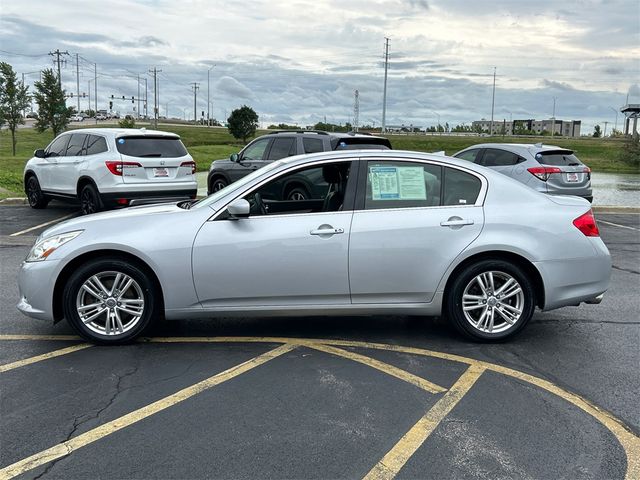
[24,128,198,214]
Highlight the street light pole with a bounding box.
[610,107,618,132]
[207,65,215,128]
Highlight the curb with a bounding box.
[0,197,28,205]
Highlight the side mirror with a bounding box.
[34,149,46,158]
[230,153,239,162]
[226,198,250,219]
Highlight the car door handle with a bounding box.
[310,226,344,236]
[440,218,474,227]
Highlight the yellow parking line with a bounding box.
[363,365,485,480]
[0,344,93,373]
[8,213,76,237]
[0,343,296,480]
[0,334,82,341]
[307,343,446,394]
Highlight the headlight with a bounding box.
[26,231,83,262]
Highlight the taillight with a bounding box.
[180,161,197,174]
[105,161,142,176]
[527,166,562,181]
[573,211,599,237]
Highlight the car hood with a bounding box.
[39,203,185,239]
[210,159,234,170]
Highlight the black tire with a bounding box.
[79,183,102,215]
[445,259,535,342]
[209,177,228,194]
[25,175,49,209]
[62,258,159,344]
[285,185,309,201]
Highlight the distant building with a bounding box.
[472,118,581,137]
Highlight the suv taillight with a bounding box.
[573,211,599,237]
[105,161,142,176]
[180,161,197,174]
[527,166,562,181]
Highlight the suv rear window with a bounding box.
[535,150,583,166]
[331,137,392,150]
[116,136,188,158]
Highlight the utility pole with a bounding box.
[137,75,141,119]
[353,90,360,132]
[75,53,80,113]
[552,96,557,119]
[610,107,618,132]
[149,67,162,127]
[191,82,200,123]
[489,67,496,136]
[144,78,148,119]
[48,49,69,88]
[207,65,215,127]
[381,37,390,134]
[87,80,91,112]
[94,63,98,125]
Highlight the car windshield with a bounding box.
[189,160,285,210]
[535,150,583,166]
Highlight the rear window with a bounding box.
[535,150,583,167]
[116,136,188,158]
[331,137,392,150]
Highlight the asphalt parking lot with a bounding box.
[0,204,638,479]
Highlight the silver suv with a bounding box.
[453,143,592,202]
[24,128,198,214]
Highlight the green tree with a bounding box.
[619,135,640,169]
[0,62,31,155]
[227,105,258,143]
[33,68,73,137]
[592,124,602,138]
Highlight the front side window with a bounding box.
[85,135,108,155]
[242,138,270,160]
[364,161,442,210]
[243,161,351,216]
[46,135,71,157]
[267,137,296,160]
[65,134,87,156]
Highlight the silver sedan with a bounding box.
[17,150,611,343]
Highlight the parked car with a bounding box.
[24,128,197,215]
[70,114,84,122]
[95,113,107,120]
[453,143,592,202]
[17,150,610,344]
[207,130,392,195]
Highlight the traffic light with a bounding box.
[132,96,135,104]
[122,95,125,100]
[109,101,113,110]
[111,94,114,99]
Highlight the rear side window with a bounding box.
[85,135,108,155]
[332,137,392,150]
[304,138,324,154]
[481,149,520,166]
[267,137,296,160]
[364,161,442,210]
[535,150,583,166]
[65,134,87,156]
[443,168,482,206]
[455,149,481,163]
[46,135,70,157]
[116,136,188,158]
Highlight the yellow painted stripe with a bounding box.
[363,364,485,480]
[0,344,92,373]
[9,213,76,237]
[0,343,296,480]
[307,343,446,394]
[0,335,82,341]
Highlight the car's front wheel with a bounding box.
[63,258,158,344]
[445,259,535,341]
[25,175,49,209]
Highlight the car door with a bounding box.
[231,137,273,181]
[50,133,87,195]
[349,159,485,304]
[191,159,356,308]
[38,134,72,192]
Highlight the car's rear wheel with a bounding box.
[210,177,228,193]
[79,184,102,215]
[445,259,535,341]
[25,175,49,209]
[63,258,158,344]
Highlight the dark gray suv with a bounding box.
[207,130,392,196]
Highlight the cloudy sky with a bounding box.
[1,0,638,133]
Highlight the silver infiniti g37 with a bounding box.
[17,150,611,343]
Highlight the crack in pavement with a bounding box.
[32,363,140,479]
[612,265,640,275]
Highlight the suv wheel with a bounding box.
[25,175,49,209]
[210,177,228,193]
[79,184,102,215]
[445,259,535,341]
[285,186,309,201]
